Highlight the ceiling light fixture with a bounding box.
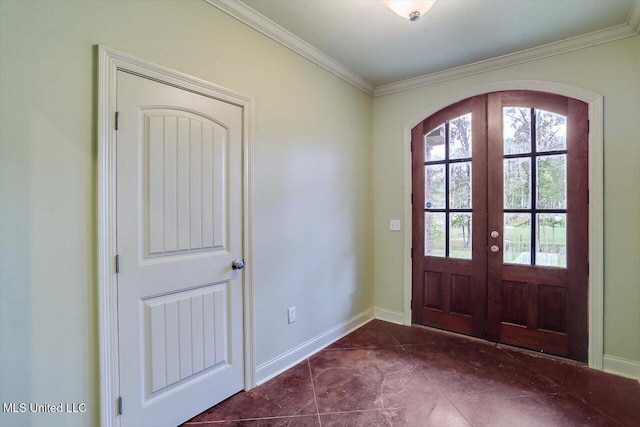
[381,0,436,21]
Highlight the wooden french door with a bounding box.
[411,96,488,337]
[411,91,589,361]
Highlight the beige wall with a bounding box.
[373,35,640,363]
[0,1,373,426]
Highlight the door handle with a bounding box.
[490,245,500,253]
[232,259,245,270]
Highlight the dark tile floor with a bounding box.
[183,320,640,426]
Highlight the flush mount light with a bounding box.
[381,0,437,21]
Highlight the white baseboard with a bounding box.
[373,307,405,325]
[603,355,640,381]
[254,308,374,385]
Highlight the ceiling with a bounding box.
[213,0,640,94]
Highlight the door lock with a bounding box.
[490,230,499,238]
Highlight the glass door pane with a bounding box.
[503,213,531,264]
[449,113,472,159]
[504,158,531,209]
[425,212,445,257]
[536,213,567,267]
[536,155,566,209]
[425,165,445,209]
[424,113,473,260]
[536,109,566,152]
[425,125,445,161]
[450,162,472,209]
[503,107,531,155]
[450,213,472,259]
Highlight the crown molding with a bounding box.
[204,0,375,96]
[628,0,640,33]
[374,22,639,97]
[205,0,639,99]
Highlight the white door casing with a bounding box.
[98,46,254,427]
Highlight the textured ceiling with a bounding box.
[239,0,636,87]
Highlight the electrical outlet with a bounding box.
[389,219,401,231]
[287,306,296,324]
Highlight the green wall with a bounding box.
[0,1,373,426]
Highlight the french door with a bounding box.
[411,91,589,361]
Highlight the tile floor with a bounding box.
[183,320,640,426]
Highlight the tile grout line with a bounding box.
[389,332,402,347]
[398,340,627,426]
[185,322,638,427]
[567,391,627,427]
[494,345,572,395]
[323,344,404,351]
[492,344,600,399]
[378,363,397,427]
[307,358,322,427]
[184,413,317,425]
[398,342,474,426]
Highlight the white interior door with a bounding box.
[116,70,244,427]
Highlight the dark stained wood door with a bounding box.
[486,91,589,361]
[411,91,589,361]
[412,96,488,337]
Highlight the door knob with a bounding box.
[490,245,500,253]
[232,259,245,270]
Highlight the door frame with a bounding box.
[97,46,255,427]
[402,81,604,370]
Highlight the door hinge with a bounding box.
[115,111,119,130]
[411,193,413,205]
[587,119,590,133]
[115,255,120,274]
[117,396,123,416]
[587,262,590,276]
[411,248,413,258]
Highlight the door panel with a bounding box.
[144,109,228,257]
[144,283,228,394]
[412,96,488,338]
[421,258,474,334]
[486,91,588,360]
[116,71,244,427]
[412,91,588,361]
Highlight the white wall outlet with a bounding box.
[389,219,401,231]
[287,306,296,324]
